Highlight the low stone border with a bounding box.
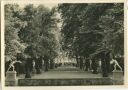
[18,78,113,86]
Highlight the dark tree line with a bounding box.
[5,4,59,78]
[58,3,124,77]
[5,3,124,78]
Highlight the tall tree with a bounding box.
[5,4,26,62]
[58,3,124,76]
[18,4,59,73]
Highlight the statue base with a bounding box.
[5,71,17,86]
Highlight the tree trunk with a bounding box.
[50,59,54,69]
[25,69,31,78]
[101,59,108,77]
[92,60,98,74]
[76,56,79,67]
[80,57,83,69]
[25,58,32,78]
[85,59,90,71]
[44,60,49,72]
[101,51,110,77]
[35,58,41,74]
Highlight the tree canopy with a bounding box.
[5,4,26,61]
[5,4,59,61]
[58,3,124,59]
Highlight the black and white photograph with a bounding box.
[1,0,125,88]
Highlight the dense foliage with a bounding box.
[58,3,124,76]
[5,3,124,78]
[58,3,124,59]
[5,4,59,75]
[5,4,26,61]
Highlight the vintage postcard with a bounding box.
[1,0,127,90]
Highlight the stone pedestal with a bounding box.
[5,71,17,86]
[112,70,123,80]
[111,70,124,85]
